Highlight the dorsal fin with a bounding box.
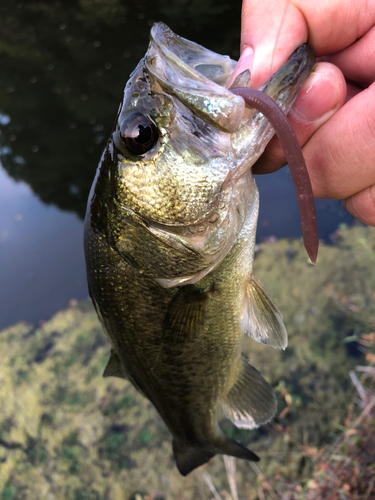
[241,273,288,349]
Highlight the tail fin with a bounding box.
[173,440,216,476]
[216,436,260,463]
[173,437,259,476]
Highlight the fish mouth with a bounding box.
[226,42,315,185]
[129,36,315,237]
[146,22,245,133]
[145,24,316,226]
[229,43,318,263]
[146,23,315,136]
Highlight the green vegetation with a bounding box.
[1,487,17,500]
[99,425,132,471]
[0,226,374,499]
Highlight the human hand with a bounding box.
[235,0,375,226]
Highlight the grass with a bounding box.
[198,331,375,500]
[0,225,374,499]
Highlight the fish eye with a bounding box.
[119,112,158,156]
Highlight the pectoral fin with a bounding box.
[103,350,127,380]
[241,274,287,349]
[221,355,276,429]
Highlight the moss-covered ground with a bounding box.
[1,225,374,499]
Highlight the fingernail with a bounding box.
[293,65,341,121]
[226,46,254,89]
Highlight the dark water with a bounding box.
[0,0,354,330]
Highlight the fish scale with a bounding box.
[85,22,315,475]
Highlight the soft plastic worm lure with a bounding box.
[231,86,319,263]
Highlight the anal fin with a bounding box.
[103,349,127,380]
[221,355,276,429]
[241,273,288,349]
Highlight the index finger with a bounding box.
[242,0,375,88]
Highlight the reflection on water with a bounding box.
[0,0,242,328]
[0,0,241,218]
[0,0,354,329]
[0,166,87,329]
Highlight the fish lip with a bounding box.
[227,43,315,183]
[258,43,315,96]
[285,43,315,82]
[290,43,315,67]
[287,44,315,74]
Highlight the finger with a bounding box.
[241,0,375,88]
[324,24,375,88]
[226,46,254,89]
[342,185,375,226]
[241,0,307,88]
[346,81,363,103]
[303,81,375,200]
[253,62,346,174]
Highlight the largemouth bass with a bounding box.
[84,23,315,476]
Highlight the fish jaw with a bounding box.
[146,22,245,133]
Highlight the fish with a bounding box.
[84,22,315,476]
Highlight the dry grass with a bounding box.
[208,332,375,500]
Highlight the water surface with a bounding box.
[0,0,354,329]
